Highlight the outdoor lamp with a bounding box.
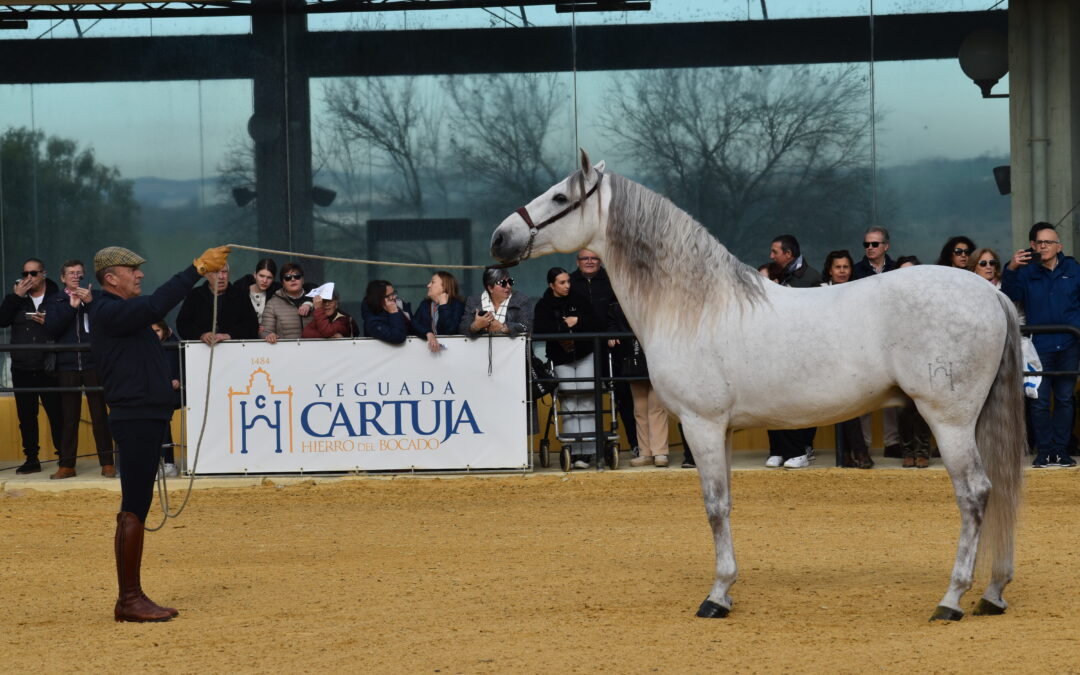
[312,186,337,207]
[232,187,257,207]
[958,28,1009,99]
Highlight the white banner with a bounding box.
[183,336,528,473]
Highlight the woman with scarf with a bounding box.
[460,266,532,338]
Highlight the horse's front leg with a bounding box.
[682,415,736,618]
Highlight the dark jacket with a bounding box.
[1002,253,1080,352]
[161,330,183,410]
[780,259,821,288]
[412,298,466,339]
[360,301,414,344]
[176,281,260,341]
[88,265,201,421]
[852,255,898,281]
[569,267,615,324]
[0,277,61,371]
[607,299,648,377]
[532,288,599,365]
[43,288,101,371]
[459,292,533,337]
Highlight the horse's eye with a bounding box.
[553,193,569,204]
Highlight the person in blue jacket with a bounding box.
[88,244,229,622]
[361,279,412,344]
[412,271,465,353]
[1002,222,1080,468]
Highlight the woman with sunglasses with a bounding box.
[361,280,412,344]
[259,262,316,344]
[935,236,977,269]
[461,266,532,337]
[967,248,1002,288]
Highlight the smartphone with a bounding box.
[477,310,489,316]
[1024,247,1034,257]
[25,312,39,318]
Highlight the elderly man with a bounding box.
[569,249,639,458]
[765,235,819,468]
[176,263,259,343]
[851,225,902,459]
[0,257,64,474]
[852,225,898,280]
[43,259,115,479]
[1002,222,1080,468]
[88,244,229,622]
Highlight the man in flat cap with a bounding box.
[89,244,229,622]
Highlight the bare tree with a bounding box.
[442,72,568,208]
[600,65,877,259]
[322,76,445,218]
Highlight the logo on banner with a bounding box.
[228,368,294,454]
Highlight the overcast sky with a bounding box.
[0,0,1009,183]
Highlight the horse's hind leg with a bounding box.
[682,416,736,618]
[928,422,991,622]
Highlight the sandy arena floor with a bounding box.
[2,468,1079,673]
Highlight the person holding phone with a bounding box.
[361,279,413,344]
[1002,222,1080,468]
[0,257,63,474]
[43,259,116,478]
[461,266,532,337]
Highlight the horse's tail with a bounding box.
[975,293,1025,578]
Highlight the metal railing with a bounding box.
[4,324,1079,469]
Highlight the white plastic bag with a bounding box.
[1021,336,1042,399]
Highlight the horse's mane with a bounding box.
[600,171,766,334]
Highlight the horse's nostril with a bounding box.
[492,232,504,251]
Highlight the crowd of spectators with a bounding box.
[5,222,1076,476]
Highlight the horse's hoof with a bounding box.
[929,605,964,622]
[972,598,1006,616]
[696,599,730,618]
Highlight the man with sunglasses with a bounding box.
[1003,222,1080,468]
[852,226,898,280]
[850,226,903,458]
[0,257,64,474]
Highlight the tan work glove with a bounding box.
[194,246,231,275]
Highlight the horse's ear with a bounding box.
[594,159,605,173]
[579,148,591,173]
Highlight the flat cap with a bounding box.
[94,246,146,272]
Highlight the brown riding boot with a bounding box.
[50,467,76,480]
[114,511,178,622]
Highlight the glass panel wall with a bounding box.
[1,3,1012,382]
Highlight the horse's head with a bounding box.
[490,149,607,264]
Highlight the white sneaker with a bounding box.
[162,463,179,478]
[805,446,815,461]
[765,455,783,468]
[573,459,591,470]
[783,454,810,469]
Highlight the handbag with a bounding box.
[529,355,557,400]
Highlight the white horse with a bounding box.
[491,151,1025,621]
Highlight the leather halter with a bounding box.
[505,170,604,267]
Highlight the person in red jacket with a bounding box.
[302,291,356,338]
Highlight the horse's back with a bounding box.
[662,265,1011,429]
